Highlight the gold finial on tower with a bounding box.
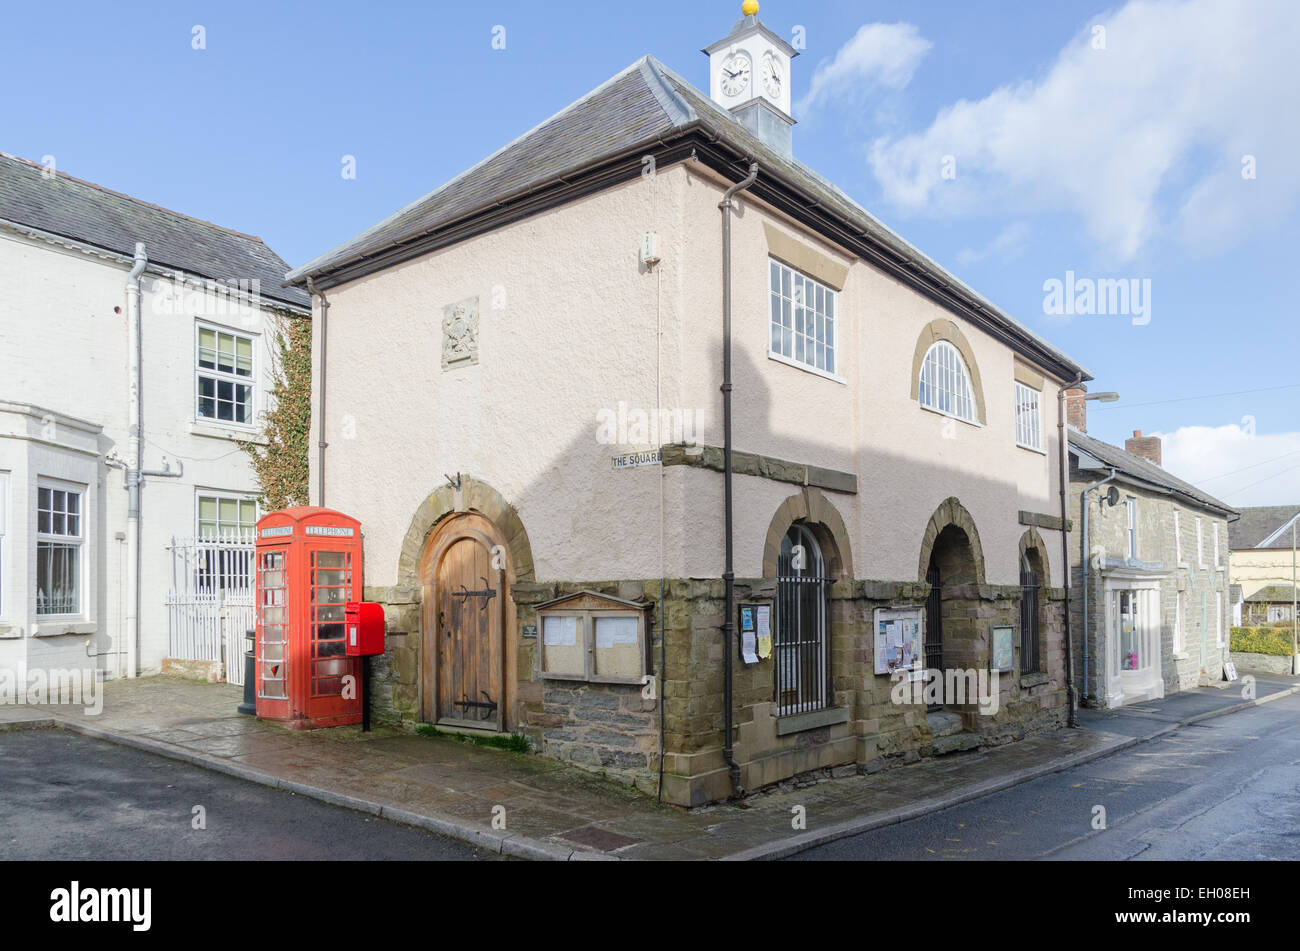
[742,0,759,16]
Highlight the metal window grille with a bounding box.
[775,525,830,716]
[924,563,943,710]
[1020,554,1040,674]
[919,341,974,421]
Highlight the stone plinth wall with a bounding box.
[362,575,1069,807]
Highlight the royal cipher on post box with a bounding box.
[254,507,365,729]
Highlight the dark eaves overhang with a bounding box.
[284,126,1089,384]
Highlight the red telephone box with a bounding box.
[254,507,364,729]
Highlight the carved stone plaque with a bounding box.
[442,296,479,370]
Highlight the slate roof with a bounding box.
[285,55,1087,380]
[1245,584,1298,603]
[1069,427,1237,517]
[1229,505,1300,549]
[0,152,309,309]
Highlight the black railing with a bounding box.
[1020,559,1040,673]
[925,563,943,710]
[774,572,830,716]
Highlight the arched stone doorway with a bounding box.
[918,499,987,710]
[395,476,534,733]
[762,488,852,716]
[421,513,508,730]
[1018,529,1051,676]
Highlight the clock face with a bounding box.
[720,51,751,98]
[761,53,782,99]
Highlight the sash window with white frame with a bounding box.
[196,324,254,425]
[1014,381,1042,450]
[769,259,837,377]
[36,483,83,616]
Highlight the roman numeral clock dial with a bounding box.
[720,51,751,97]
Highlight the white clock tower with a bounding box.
[703,1,798,156]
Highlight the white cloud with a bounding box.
[1152,423,1300,507]
[796,23,932,116]
[867,0,1300,263]
[956,220,1031,266]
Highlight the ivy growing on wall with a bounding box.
[241,310,311,510]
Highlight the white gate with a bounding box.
[166,536,255,685]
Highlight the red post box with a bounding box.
[254,507,364,729]
[345,601,385,656]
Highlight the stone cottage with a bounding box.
[283,6,1092,805]
[1066,399,1237,707]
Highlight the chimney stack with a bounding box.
[1126,430,1162,467]
[1064,385,1089,433]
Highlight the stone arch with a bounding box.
[1018,527,1050,582]
[396,476,534,588]
[1018,528,1052,677]
[761,487,854,580]
[908,318,988,425]
[917,497,986,586]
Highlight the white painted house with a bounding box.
[0,152,310,686]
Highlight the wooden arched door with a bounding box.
[421,515,505,730]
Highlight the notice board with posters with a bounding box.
[874,607,924,675]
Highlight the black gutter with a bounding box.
[1059,376,1083,727]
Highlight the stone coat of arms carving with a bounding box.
[442,296,479,370]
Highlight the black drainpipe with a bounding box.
[719,162,758,799]
[307,277,329,507]
[1059,373,1083,727]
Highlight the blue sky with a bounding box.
[3,0,1296,506]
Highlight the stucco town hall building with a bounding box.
[283,6,1230,805]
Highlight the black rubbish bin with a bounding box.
[237,628,257,716]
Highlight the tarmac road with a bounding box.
[789,692,1300,860]
[0,729,500,861]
